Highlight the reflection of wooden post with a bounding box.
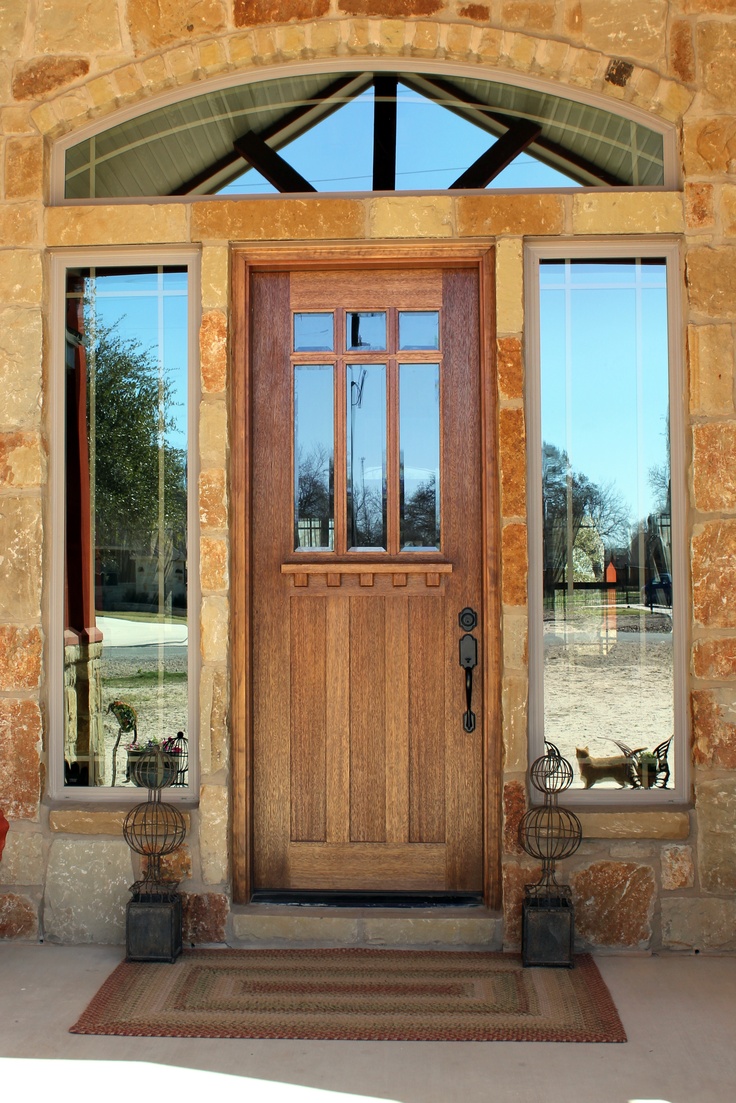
[605,560,617,642]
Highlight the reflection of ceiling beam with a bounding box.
[401,73,624,187]
[373,75,397,191]
[450,120,542,188]
[233,131,316,193]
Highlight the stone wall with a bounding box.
[1,1,736,950]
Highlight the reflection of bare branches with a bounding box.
[349,483,384,547]
[295,443,333,548]
[402,474,439,547]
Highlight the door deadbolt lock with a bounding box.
[458,606,478,632]
[458,607,479,733]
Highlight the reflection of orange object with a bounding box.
[605,562,617,584]
[0,809,9,860]
[605,561,617,638]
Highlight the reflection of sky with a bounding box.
[540,260,669,529]
[220,86,580,194]
[86,269,189,451]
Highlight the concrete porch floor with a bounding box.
[1,943,735,1103]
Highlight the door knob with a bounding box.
[458,608,478,733]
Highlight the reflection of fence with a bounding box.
[296,518,334,548]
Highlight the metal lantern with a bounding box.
[518,742,582,968]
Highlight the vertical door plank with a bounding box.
[290,597,327,842]
[326,596,351,843]
[385,597,409,842]
[408,596,446,843]
[349,597,387,842]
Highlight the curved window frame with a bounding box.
[50,62,680,204]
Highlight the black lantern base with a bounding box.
[522,886,575,968]
[126,891,182,963]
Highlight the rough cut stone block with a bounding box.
[692,689,736,769]
[0,3,26,57]
[199,401,228,470]
[232,909,359,946]
[0,204,39,247]
[338,0,441,14]
[688,324,734,416]
[572,193,683,235]
[368,197,452,238]
[503,779,526,856]
[502,860,536,949]
[693,422,736,512]
[497,336,523,400]
[36,0,122,52]
[501,1,555,31]
[0,893,38,939]
[457,194,564,237]
[0,831,44,885]
[697,21,736,110]
[192,199,365,242]
[662,897,736,952]
[0,307,43,430]
[687,247,736,320]
[661,844,694,891]
[571,861,656,948]
[692,521,736,627]
[0,699,41,820]
[364,914,501,948]
[235,0,329,23]
[0,251,42,306]
[209,666,229,773]
[574,0,667,64]
[684,116,736,175]
[201,537,229,592]
[670,18,695,83]
[499,406,526,518]
[44,838,132,943]
[0,496,42,618]
[12,56,89,100]
[199,784,228,884]
[578,812,690,839]
[199,468,228,530]
[495,238,523,333]
[0,431,44,488]
[200,595,229,663]
[143,845,192,885]
[201,247,229,310]
[502,675,528,773]
[0,626,42,690]
[501,522,527,606]
[127,0,227,52]
[46,205,189,246]
[182,891,228,943]
[696,776,736,894]
[502,612,528,671]
[4,137,43,200]
[48,810,127,834]
[693,637,736,680]
[200,310,228,393]
[685,182,715,230]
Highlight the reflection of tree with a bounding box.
[349,482,384,547]
[295,443,333,547]
[401,474,439,547]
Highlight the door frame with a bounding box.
[230,242,502,907]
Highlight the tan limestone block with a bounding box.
[138,56,170,95]
[35,0,122,52]
[688,325,734,417]
[571,861,656,948]
[661,844,695,891]
[12,56,89,101]
[495,238,523,334]
[693,637,736,680]
[112,64,143,101]
[685,182,715,230]
[568,47,605,87]
[687,247,736,320]
[126,0,227,53]
[609,842,654,859]
[192,199,365,242]
[338,0,441,13]
[693,422,736,512]
[501,674,528,772]
[692,520,736,627]
[29,102,62,138]
[500,2,556,31]
[499,406,526,519]
[167,47,200,86]
[346,19,371,53]
[697,21,736,111]
[0,204,38,247]
[0,626,42,691]
[503,779,526,856]
[504,31,536,70]
[656,80,694,124]
[199,400,228,469]
[368,196,452,238]
[501,522,528,607]
[502,611,528,672]
[572,0,667,64]
[691,688,736,769]
[502,860,536,949]
[5,138,43,200]
[84,76,119,111]
[201,536,229,592]
[0,307,43,430]
[630,67,660,107]
[696,776,736,894]
[0,431,45,488]
[446,23,474,59]
[578,812,690,839]
[457,194,564,237]
[49,810,126,834]
[45,205,189,246]
[143,844,192,885]
[0,699,41,821]
[198,39,229,74]
[56,91,93,127]
[0,2,26,58]
[201,247,229,310]
[201,595,229,663]
[683,116,736,175]
[662,897,736,952]
[200,310,228,393]
[182,891,229,942]
[0,251,42,306]
[209,666,229,772]
[476,26,503,63]
[235,0,329,23]
[276,24,309,61]
[2,108,34,135]
[0,831,44,885]
[199,468,228,529]
[411,20,441,56]
[252,27,277,62]
[0,496,42,619]
[572,193,683,235]
[722,186,736,238]
[228,32,256,65]
[44,838,131,943]
[670,19,695,84]
[200,783,229,884]
[497,336,523,400]
[0,894,38,939]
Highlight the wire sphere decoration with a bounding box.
[518,805,582,864]
[161,731,189,787]
[128,745,179,790]
[529,741,574,794]
[123,797,187,889]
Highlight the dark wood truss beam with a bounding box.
[450,119,542,188]
[373,75,398,191]
[233,130,316,193]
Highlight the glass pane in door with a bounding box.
[399,363,440,550]
[346,364,386,549]
[294,364,334,549]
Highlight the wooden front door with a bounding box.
[247,262,487,895]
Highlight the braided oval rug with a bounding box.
[70,948,625,1042]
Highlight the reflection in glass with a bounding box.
[294,312,333,352]
[294,365,334,550]
[399,311,439,351]
[64,267,189,788]
[346,312,386,351]
[400,364,440,550]
[347,364,386,549]
[539,258,673,791]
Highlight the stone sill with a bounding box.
[579,811,690,839]
[49,809,191,834]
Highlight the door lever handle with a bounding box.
[459,631,478,733]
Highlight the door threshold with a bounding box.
[249,891,484,908]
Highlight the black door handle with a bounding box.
[458,607,478,733]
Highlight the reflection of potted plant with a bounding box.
[126,737,180,787]
[637,751,658,789]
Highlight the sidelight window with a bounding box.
[527,242,686,802]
